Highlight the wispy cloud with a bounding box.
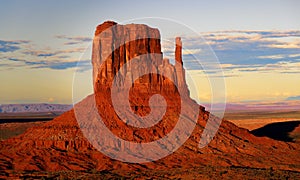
[211,61,300,75]
[265,42,300,49]
[257,54,285,59]
[23,47,86,57]
[0,36,90,72]
[0,40,30,52]
[201,30,300,39]
[161,30,300,73]
[55,35,92,45]
[34,60,91,71]
[4,56,91,71]
[2,30,300,74]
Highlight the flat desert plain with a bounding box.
[226,110,300,142]
[1,110,299,142]
[0,112,63,140]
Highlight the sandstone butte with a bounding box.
[0,21,299,178]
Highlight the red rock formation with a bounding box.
[0,21,299,177]
[92,21,187,96]
[91,22,191,142]
[174,37,189,96]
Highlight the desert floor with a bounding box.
[1,110,300,179]
[226,110,300,142]
[1,110,300,141]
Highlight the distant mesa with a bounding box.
[0,104,72,113]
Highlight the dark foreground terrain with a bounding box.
[2,165,300,179]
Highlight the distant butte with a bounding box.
[0,21,299,178]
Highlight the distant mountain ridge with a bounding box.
[0,104,72,113]
[1,100,298,113]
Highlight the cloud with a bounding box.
[265,43,300,49]
[164,30,300,72]
[2,30,299,74]
[223,61,300,74]
[288,54,300,58]
[2,55,91,72]
[8,58,24,62]
[0,40,30,52]
[280,71,300,74]
[0,37,91,71]
[201,30,300,39]
[23,47,86,57]
[286,96,300,101]
[34,60,89,70]
[190,60,300,76]
[37,53,57,57]
[182,49,201,55]
[35,59,91,71]
[257,54,285,59]
[55,35,92,45]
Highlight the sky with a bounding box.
[0,0,299,104]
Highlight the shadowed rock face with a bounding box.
[0,21,300,176]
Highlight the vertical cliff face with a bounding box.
[92,21,189,97]
[174,37,189,96]
[91,21,192,142]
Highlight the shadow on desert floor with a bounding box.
[251,120,300,142]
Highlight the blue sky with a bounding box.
[0,0,299,104]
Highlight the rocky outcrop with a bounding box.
[90,21,195,143]
[0,21,299,177]
[174,37,189,96]
[92,21,189,96]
